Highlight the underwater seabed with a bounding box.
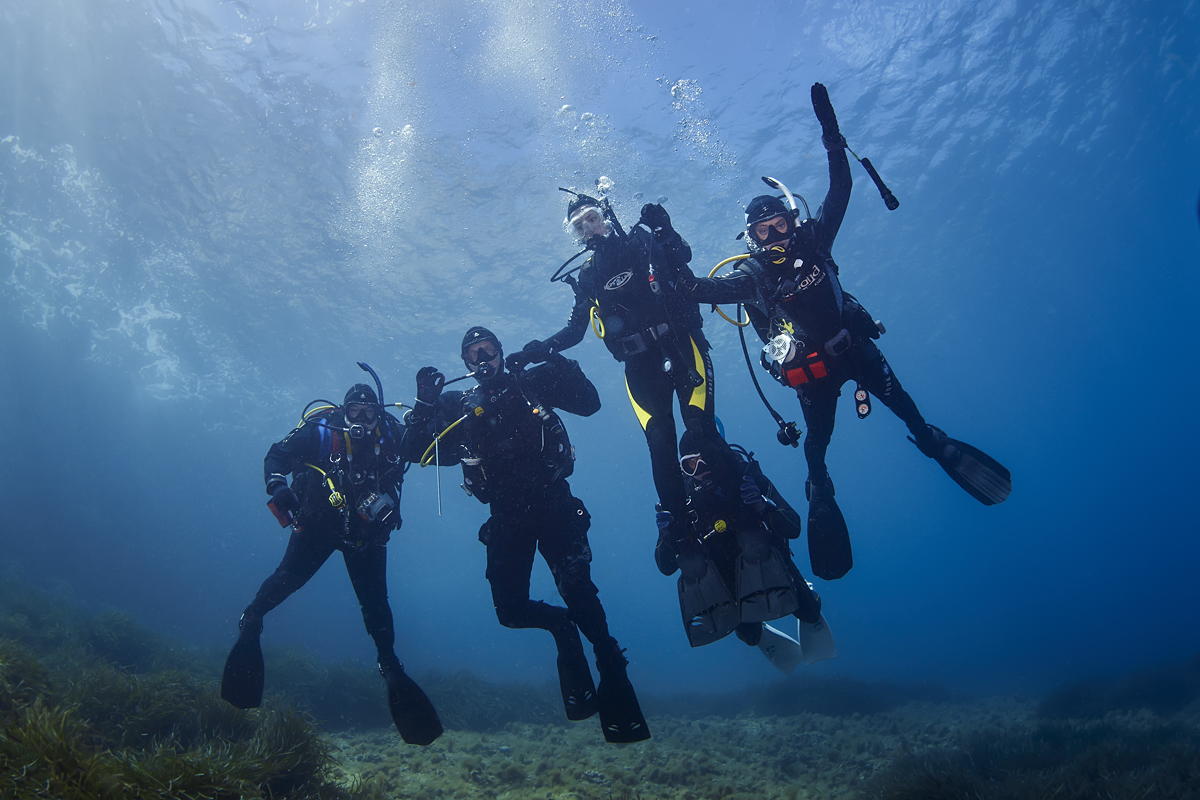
[1,578,1198,800]
[324,694,1200,800]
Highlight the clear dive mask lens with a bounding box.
[567,206,609,243]
[680,453,705,477]
[752,216,790,243]
[465,342,498,366]
[345,403,377,423]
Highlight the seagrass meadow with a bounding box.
[2,578,1198,800]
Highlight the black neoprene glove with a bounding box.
[521,339,553,364]
[415,366,445,406]
[638,203,673,235]
[269,483,300,515]
[811,83,846,151]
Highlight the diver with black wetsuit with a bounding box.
[221,379,443,747]
[665,429,824,649]
[517,194,738,577]
[406,327,649,744]
[668,83,1011,581]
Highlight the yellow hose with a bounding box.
[420,414,469,467]
[707,255,753,327]
[303,463,344,508]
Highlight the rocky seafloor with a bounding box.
[324,693,1200,800]
[2,577,1197,800]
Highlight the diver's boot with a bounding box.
[594,639,650,743]
[221,611,264,709]
[910,424,1012,506]
[551,623,598,721]
[805,476,852,581]
[378,654,443,746]
[792,582,823,625]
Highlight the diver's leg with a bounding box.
[625,355,690,575]
[796,384,839,488]
[677,336,742,477]
[222,525,335,709]
[853,339,930,445]
[540,488,648,742]
[797,384,854,580]
[242,525,337,630]
[538,489,610,648]
[624,355,685,516]
[342,541,396,661]
[485,513,571,632]
[345,541,443,745]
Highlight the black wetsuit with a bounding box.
[671,144,930,487]
[244,409,418,663]
[409,356,627,673]
[682,446,821,640]
[543,224,734,528]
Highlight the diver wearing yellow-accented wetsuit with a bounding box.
[517,194,736,575]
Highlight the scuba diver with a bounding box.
[220,370,443,747]
[517,189,739,577]
[406,327,650,744]
[667,83,1012,581]
[663,430,835,673]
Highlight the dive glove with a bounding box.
[638,203,673,235]
[415,367,445,406]
[811,83,846,151]
[514,339,554,367]
[740,475,767,513]
[270,483,300,515]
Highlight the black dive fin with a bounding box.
[914,426,1012,506]
[220,635,264,709]
[597,657,650,743]
[736,529,801,623]
[678,550,739,647]
[553,625,599,721]
[381,663,444,745]
[807,489,853,581]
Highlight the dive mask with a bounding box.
[344,402,378,440]
[566,205,610,245]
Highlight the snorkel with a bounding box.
[354,361,387,442]
[761,175,812,221]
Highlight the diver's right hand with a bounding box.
[415,366,445,406]
[270,483,300,515]
[638,203,673,235]
[655,508,673,530]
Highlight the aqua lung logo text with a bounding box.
[795,261,823,292]
[604,271,633,291]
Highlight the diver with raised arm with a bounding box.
[514,189,740,578]
[405,328,650,744]
[668,83,1011,581]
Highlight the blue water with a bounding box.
[1,0,1197,700]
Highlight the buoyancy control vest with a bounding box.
[457,374,575,505]
[291,409,404,534]
[582,227,704,361]
[738,243,881,390]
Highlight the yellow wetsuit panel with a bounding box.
[687,336,708,410]
[625,375,653,431]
